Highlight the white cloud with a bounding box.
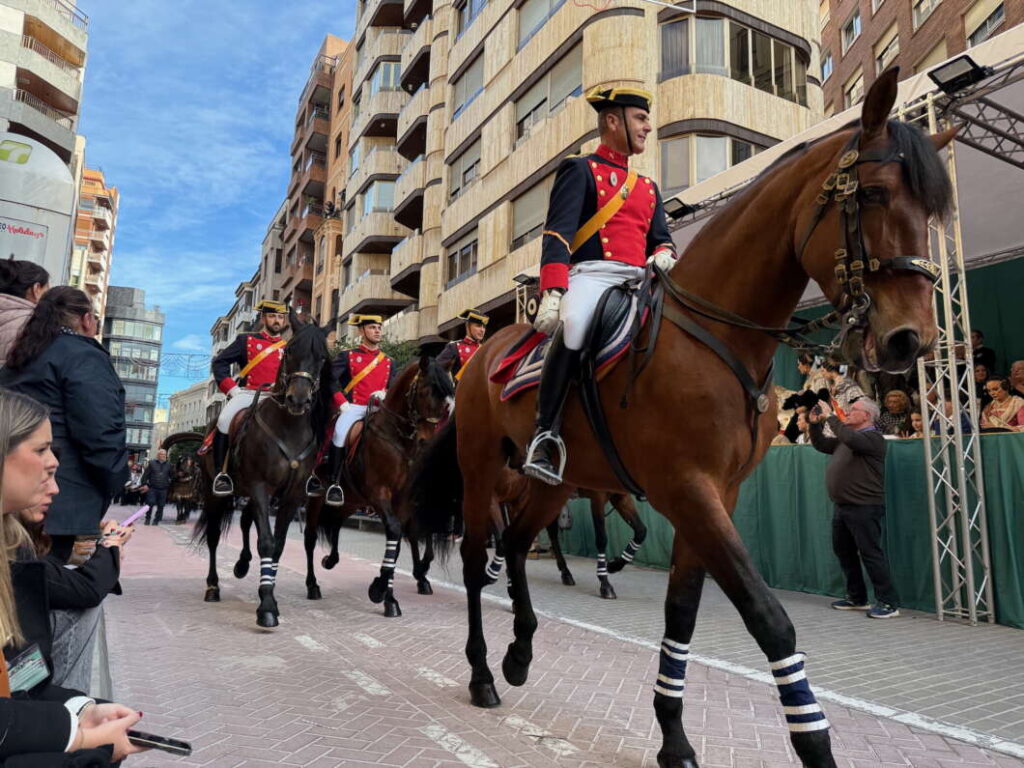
[171,334,208,352]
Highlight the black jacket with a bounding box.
[0,334,129,536]
[140,459,172,490]
[809,416,888,506]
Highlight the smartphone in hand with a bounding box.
[126,730,192,756]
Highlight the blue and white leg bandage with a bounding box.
[485,554,505,581]
[620,538,641,564]
[596,554,608,578]
[653,637,688,698]
[771,653,829,733]
[259,558,277,587]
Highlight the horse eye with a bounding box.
[860,186,889,205]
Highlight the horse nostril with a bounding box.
[885,328,920,362]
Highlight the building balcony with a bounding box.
[399,17,431,92]
[13,0,88,49]
[7,33,83,104]
[292,106,330,155]
[382,306,419,342]
[390,229,424,298]
[86,249,105,268]
[404,0,432,30]
[91,204,112,230]
[393,155,425,230]
[360,0,404,31]
[88,227,110,250]
[342,211,407,259]
[284,255,314,295]
[353,29,408,89]
[350,88,406,144]
[1,85,74,158]
[285,202,324,245]
[340,270,413,318]
[297,54,334,114]
[396,83,429,160]
[346,145,404,198]
[299,152,327,198]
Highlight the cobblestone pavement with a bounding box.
[106,509,1024,768]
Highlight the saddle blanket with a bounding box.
[490,294,645,402]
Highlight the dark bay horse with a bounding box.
[170,456,201,523]
[302,354,454,616]
[409,70,955,768]
[164,314,334,628]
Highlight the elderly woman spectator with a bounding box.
[980,378,1024,432]
[0,288,128,562]
[878,390,912,435]
[0,257,49,365]
[1010,360,1024,398]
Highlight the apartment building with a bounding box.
[0,0,87,164]
[256,200,288,307]
[280,35,348,314]
[69,166,117,320]
[820,0,1022,114]
[340,0,822,343]
[168,380,209,435]
[206,270,258,422]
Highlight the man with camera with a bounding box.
[808,397,900,619]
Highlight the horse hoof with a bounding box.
[657,755,700,768]
[307,585,322,600]
[204,586,220,603]
[233,560,249,579]
[321,555,339,570]
[416,580,433,595]
[383,600,402,618]
[501,645,531,687]
[607,559,626,574]
[257,611,279,628]
[600,582,618,600]
[560,571,576,586]
[368,576,388,604]
[469,682,501,709]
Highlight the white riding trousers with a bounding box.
[560,261,645,350]
[332,403,368,447]
[216,389,257,433]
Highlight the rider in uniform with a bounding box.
[322,314,396,507]
[523,86,678,485]
[210,299,289,496]
[437,308,488,383]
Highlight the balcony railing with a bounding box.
[305,153,326,171]
[47,0,88,30]
[308,107,329,126]
[21,35,81,76]
[301,202,324,219]
[13,89,74,129]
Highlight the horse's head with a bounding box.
[797,67,955,373]
[409,354,456,442]
[278,312,330,416]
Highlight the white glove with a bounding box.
[648,248,677,273]
[369,390,387,405]
[533,290,563,336]
[226,386,240,399]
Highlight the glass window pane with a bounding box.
[695,135,727,183]
[729,23,750,84]
[695,18,726,76]
[515,78,547,123]
[751,30,773,93]
[518,0,546,45]
[549,45,582,109]
[774,40,794,101]
[660,20,689,78]
[731,139,753,166]
[661,135,690,195]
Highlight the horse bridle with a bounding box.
[267,369,320,413]
[658,128,941,357]
[368,372,445,442]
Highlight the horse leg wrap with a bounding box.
[382,539,399,571]
[653,637,688,698]
[259,558,276,587]
[620,538,641,563]
[596,554,608,578]
[771,653,829,733]
[485,554,505,582]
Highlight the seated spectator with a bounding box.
[980,378,1024,432]
[975,364,993,409]
[794,410,812,444]
[0,257,49,366]
[0,388,146,764]
[878,390,912,435]
[932,398,974,435]
[1010,360,1024,398]
[822,358,866,418]
[971,329,996,373]
[0,288,129,563]
[796,352,829,393]
[901,411,925,438]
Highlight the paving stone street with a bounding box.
[106,507,1024,768]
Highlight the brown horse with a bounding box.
[165,313,334,628]
[409,70,954,768]
[302,354,455,616]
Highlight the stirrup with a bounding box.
[325,484,345,507]
[305,475,324,497]
[212,472,234,497]
[522,430,567,486]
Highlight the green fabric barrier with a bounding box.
[558,433,1024,629]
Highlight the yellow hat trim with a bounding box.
[348,314,384,326]
[585,86,654,108]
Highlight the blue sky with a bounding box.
[78,1,355,406]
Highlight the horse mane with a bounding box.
[425,356,456,401]
[281,321,333,438]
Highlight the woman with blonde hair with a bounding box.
[0,388,146,764]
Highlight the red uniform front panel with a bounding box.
[457,338,480,368]
[347,346,392,406]
[243,333,284,391]
[588,156,657,269]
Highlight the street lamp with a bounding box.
[927,54,993,96]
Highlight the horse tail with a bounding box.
[408,417,462,561]
[191,494,235,547]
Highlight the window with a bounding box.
[914,39,947,72]
[518,0,566,47]
[448,139,481,201]
[511,177,553,251]
[114,359,158,382]
[348,144,361,177]
[362,181,395,217]
[352,93,360,122]
[331,289,339,319]
[345,203,356,231]
[661,19,690,78]
[844,68,864,108]
[661,134,690,196]
[446,232,478,286]
[819,0,830,28]
[274,249,282,273]
[842,10,861,53]
[913,0,941,29]
[874,24,899,74]
[315,296,323,320]
[871,0,885,11]
[457,0,487,36]
[661,133,760,194]
[729,23,749,84]
[109,320,162,341]
[751,30,773,92]
[822,50,834,81]
[695,17,726,76]
[966,1,1004,46]
[126,428,152,447]
[368,61,401,95]
[337,87,346,110]
[514,45,582,142]
[695,135,727,184]
[343,259,352,288]
[334,135,342,160]
[452,53,484,117]
[109,340,160,361]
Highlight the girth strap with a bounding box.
[254,405,317,471]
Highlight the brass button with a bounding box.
[591,162,598,169]
[601,237,609,243]
[650,202,655,209]
[599,190,606,196]
[604,251,613,258]
[649,188,654,195]
[596,175,603,182]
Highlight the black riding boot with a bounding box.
[523,329,580,485]
[325,444,345,507]
[212,432,234,497]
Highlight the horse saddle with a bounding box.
[493,280,649,402]
[196,409,252,456]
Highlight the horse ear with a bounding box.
[320,316,337,335]
[861,66,899,139]
[931,125,957,151]
[288,306,303,328]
